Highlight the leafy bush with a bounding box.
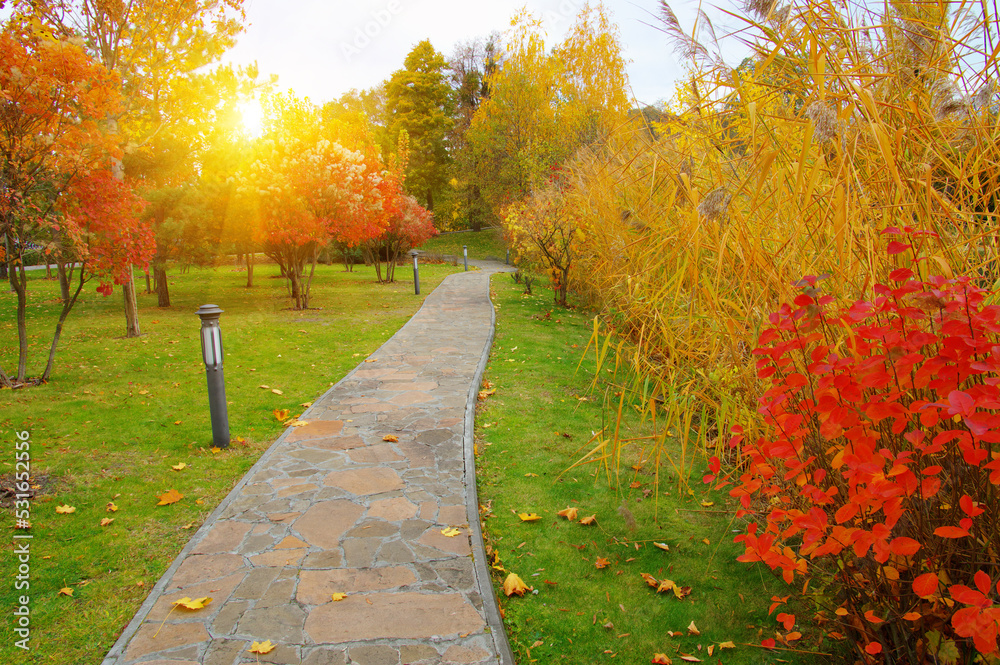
[723,229,1000,662]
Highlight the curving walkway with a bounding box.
[103,262,515,665]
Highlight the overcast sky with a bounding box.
[220,0,736,107]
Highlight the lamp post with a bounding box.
[463,245,468,271]
[410,250,420,295]
[196,304,229,449]
[505,249,509,265]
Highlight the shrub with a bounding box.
[722,228,1000,662]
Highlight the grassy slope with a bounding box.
[420,227,506,261]
[0,260,459,664]
[475,276,845,664]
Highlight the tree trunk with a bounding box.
[145,271,152,293]
[42,267,86,381]
[155,263,170,307]
[302,247,319,309]
[246,252,254,288]
[11,260,28,382]
[122,269,141,337]
[57,261,71,302]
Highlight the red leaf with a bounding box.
[761,638,776,649]
[889,537,921,556]
[913,572,939,598]
[959,495,985,518]
[886,240,912,255]
[934,526,970,538]
[865,642,883,655]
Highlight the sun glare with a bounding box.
[238,99,264,138]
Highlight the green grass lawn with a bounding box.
[475,276,845,664]
[420,227,507,262]
[0,259,460,664]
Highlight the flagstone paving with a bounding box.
[103,261,515,665]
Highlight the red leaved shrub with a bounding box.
[720,228,1000,662]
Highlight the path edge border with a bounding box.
[101,274,454,665]
[463,271,517,665]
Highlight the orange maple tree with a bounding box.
[0,18,152,386]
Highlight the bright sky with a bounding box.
[221,0,734,107]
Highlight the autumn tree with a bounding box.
[19,0,246,336]
[445,35,500,230]
[244,92,385,309]
[0,18,152,386]
[386,40,453,212]
[468,4,629,213]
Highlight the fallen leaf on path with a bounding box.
[248,640,276,654]
[441,527,461,537]
[288,420,308,427]
[156,489,184,506]
[383,434,399,442]
[330,593,347,601]
[172,596,212,610]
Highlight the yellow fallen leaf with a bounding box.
[300,401,313,407]
[288,420,309,427]
[138,389,148,395]
[259,385,270,389]
[271,388,283,395]
[171,462,187,471]
[595,557,611,569]
[330,593,347,601]
[248,640,276,654]
[58,587,73,596]
[518,512,542,522]
[156,489,184,506]
[56,504,75,514]
[195,499,204,505]
[718,641,736,649]
[172,596,212,610]
[702,538,710,545]
[503,572,530,597]
[441,527,461,537]
[579,514,597,525]
[100,518,114,527]
[524,472,538,477]
[687,621,700,636]
[383,434,399,442]
[273,408,290,421]
[679,655,702,663]
[210,447,222,454]
[700,501,714,507]
[557,507,578,520]
[174,420,182,425]
[106,502,118,512]
[653,542,670,552]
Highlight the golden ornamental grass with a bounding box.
[559,0,1000,487]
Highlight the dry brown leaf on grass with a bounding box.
[651,654,672,664]
[595,557,611,569]
[687,621,700,636]
[99,518,114,527]
[156,489,184,506]
[503,572,530,597]
[653,542,670,551]
[557,507,578,520]
[579,514,597,525]
[271,388,283,395]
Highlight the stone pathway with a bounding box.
[103,262,515,665]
